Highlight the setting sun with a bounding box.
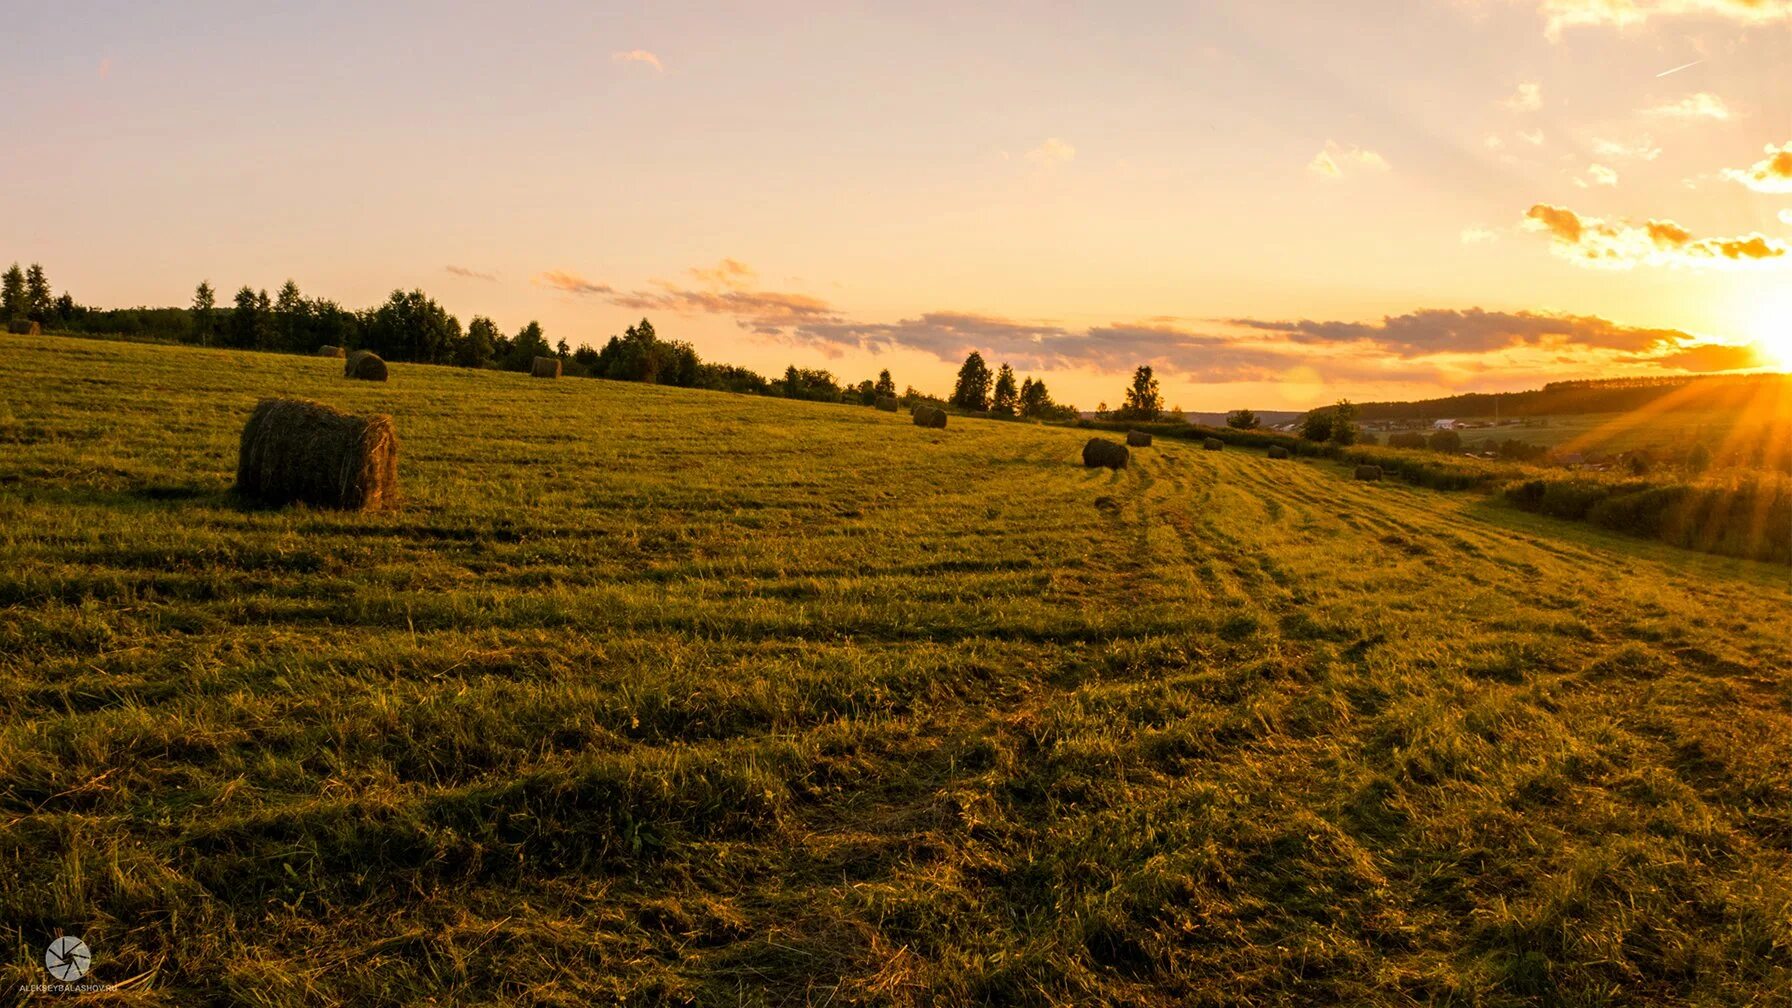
[1751,294,1792,369]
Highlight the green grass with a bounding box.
[1412,409,1783,455]
[3,332,1792,1005]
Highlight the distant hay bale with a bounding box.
[236,398,398,510]
[317,345,346,359]
[1267,445,1290,459]
[876,395,899,412]
[1203,437,1223,451]
[913,405,947,429]
[532,356,562,379]
[7,320,40,336]
[344,350,388,382]
[1126,430,1152,447]
[1355,464,1383,482]
[1083,438,1129,469]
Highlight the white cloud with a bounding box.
[1534,0,1792,40]
[1722,141,1792,194]
[612,49,664,72]
[1461,226,1500,244]
[1781,208,1792,226]
[1592,136,1662,161]
[1307,141,1390,180]
[1503,82,1543,111]
[1587,163,1619,186]
[1518,129,1546,146]
[1024,137,1076,168]
[1642,92,1731,120]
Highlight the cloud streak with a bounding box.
[445,265,498,282]
[536,270,616,296]
[1523,203,1787,268]
[612,49,663,72]
[547,262,1754,382]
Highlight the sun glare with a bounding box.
[1751,293,1792,369]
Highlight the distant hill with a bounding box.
[1326,372,1791,421]
[1182,410,1308,428]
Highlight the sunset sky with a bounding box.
[7,1,1791,410]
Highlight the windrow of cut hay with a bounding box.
[236,398,399,510]
[345,350,388,382]
[532,356,562,379]
[1507,472,1792,564]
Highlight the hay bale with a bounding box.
[532,356,562,379]
[875,395,899,412]
[1083,438,1129,469]
[236,398,398,510]
[1267,445,1290,460]
[317,345,346,359]
[1126,430,1152,447]
[1355,464,1383,482]
[345,350,388,382]
[7,320,40,335]
[913,405,948,429]
[1203,437,1223,451]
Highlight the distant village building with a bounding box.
[1432,419,1460,430]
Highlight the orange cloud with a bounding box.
[535,270,615,296]
[612,49,663,72]
[687,258,757,289]
[445,264,497,281]
[1523,203,1787,268]
[1723,141,1792,193]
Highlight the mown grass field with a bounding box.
[3,332,1792,1006]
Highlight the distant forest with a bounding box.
[1340,373,1792,421]
[0,262,1080,415]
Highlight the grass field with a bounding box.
[3,333,1792,1006]
[1403,410,1783,457]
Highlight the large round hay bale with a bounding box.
[1126,430,1152,447]
[236,398,398,510]
[345,350,388,382]
[1267,445,1290,459]
[1355,464,1383,482]
[1203,437,1223,451]
[1083,438,1129,469]
[875,395,899,412]
[317,345,346,359]
[913,405,947,429]
[531,356,562,379]
[8,320,40,335]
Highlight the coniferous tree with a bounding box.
[950,351,993,411]
[23,264,51,323]
[990,363,1018,416]
[0,264,23,321]
[274,280,307,351]
[191,282,216,345]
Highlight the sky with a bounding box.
[5,0,1792,411]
